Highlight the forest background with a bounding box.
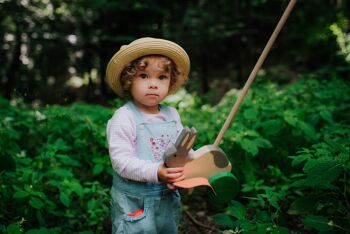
[1,0,350,233]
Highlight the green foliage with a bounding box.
[0,100,113,233]
[1,77,349,233]
[180,77,349,233]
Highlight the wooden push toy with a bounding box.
[163,0,297,204]
[163,127,239,204]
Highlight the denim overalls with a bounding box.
[111,101,181,234]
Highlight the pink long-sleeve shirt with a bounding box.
[106,104,183,183]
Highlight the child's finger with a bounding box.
[170,174,185,182]
[166,167,184,174]
[166,173,185,183]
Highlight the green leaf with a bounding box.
[303,159,318,172]
[47,180,61,188]
[50,168,74,178]
[292,179,308,187]
[298,121,318,141]
[56,154,81,167]
[60,192,71,207]
[13,190,30,199]
[31,191,46,199]
[253,138,273,149]
[238,220,256,231]
[301,215,332,231]
[267,193,280,209]
[29,197,44,209]
[87,198,98,211]
[7,223,22,234]
[212,213,236,228]
[283,110,298,126]
[52,138,71,151]
[325,138,349,155]
[304,160,343,187]
[243,108,258,120]
[259,119,283,135]
[244,130,260,137]
[69,181,84,197]
[254,211,270,222]
[240,139,259,156]
[256,223,271,234]
[320,109,334,123]
[93,164,104,175]
[290,154,309,167]
[226,201,246,220]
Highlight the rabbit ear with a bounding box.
[181,133,190,148]
[186,127,197,150]
[175,126,191,148]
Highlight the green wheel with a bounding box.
[208,172,239,204]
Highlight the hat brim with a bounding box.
[106,37,190,98]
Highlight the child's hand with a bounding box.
[157,163,185,184]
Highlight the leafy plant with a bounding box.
[0,100,113,233]
[1,77,349,233]
[195,78,350,233]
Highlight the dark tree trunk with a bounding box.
[99,52,107,98]
[5,23,21,99]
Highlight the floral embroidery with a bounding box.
[149,134,174,161]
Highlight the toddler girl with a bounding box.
[106,37,190,233]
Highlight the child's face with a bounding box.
[131,57,171,113]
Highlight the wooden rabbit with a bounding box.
[163,127,232,186]
[163,127,238,203]
[163,126,197,168]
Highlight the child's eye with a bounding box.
[159,75,169,80]
[139,73,148,79]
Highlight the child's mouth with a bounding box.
[146,94,159,97]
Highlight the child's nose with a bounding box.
[148,78,158,89]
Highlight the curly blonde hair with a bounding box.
[120,55,180,99]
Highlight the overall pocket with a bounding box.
[115,192,153,234]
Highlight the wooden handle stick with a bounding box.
[213,0,297,147]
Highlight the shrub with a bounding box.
[0,77,349,233]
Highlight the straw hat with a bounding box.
[106,37,190,98]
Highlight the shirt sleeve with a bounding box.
[106,106,161,183]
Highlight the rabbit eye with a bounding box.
[174,154,177,157]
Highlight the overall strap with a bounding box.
[127,101,175,123]
[126,101,144,125]
[159,105,174,122]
